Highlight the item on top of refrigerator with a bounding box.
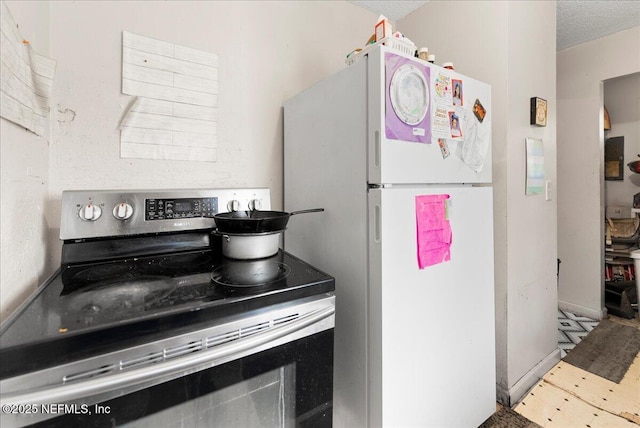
[427,54,435,64]
[346,48,363,60]
[418,47,429,61]
[345,35,416,65]
[375,15,392,42]
[443,62,454,70]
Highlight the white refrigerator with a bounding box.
[284,45,495,427]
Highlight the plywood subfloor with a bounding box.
[515,318,640,428]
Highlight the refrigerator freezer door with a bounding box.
[368,185,496,427]
[368,46,492,185]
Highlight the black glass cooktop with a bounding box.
[0,249,334,379]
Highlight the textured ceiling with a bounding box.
[556,0,640,51]
[349,0,428,21]
[349,1,640,51]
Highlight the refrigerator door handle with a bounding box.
[374,130,381,168]
[374,204,381,243]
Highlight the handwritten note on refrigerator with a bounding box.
[415,194,452,269]
[120,31,218,162]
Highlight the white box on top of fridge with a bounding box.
[284,44,495,428]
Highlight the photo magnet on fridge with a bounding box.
[473,99,486,123]
[437,138,450,158]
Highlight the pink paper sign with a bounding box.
[415,194,452,269]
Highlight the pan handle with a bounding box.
[289,208,325,216]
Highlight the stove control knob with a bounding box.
[79,203,102,221]
[248,199,262,211]
[227,200,241,212]
[113,203,133,220]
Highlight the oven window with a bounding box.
[32,330,333,428]
[125,365,296,427]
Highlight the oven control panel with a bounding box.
[145,197,218,221]
[60,188,271,241]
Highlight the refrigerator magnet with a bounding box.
[449,112,462,138]
[438,138,450,159]
[473,99,486,123]
[452,79,463,106]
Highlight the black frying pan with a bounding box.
[214,208,324,233]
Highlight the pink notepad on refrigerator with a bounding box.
[415,194,452,269]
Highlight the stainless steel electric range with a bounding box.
[0,189,335,427]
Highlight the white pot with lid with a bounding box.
[214,230,281,260]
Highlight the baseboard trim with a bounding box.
[558,300,605,320]
[496,348,561,407]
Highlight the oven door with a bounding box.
[1,295,334,428]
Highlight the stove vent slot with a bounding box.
[273,313,299,326]
[240,321,270,338]
[206,330,240,348]
[120,351,164,370]
[63,364,116,383]
[164,341,202,359]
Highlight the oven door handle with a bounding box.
[0,304,334,406]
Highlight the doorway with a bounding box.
[603,72,640,319]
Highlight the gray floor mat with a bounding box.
[562,318,640,383]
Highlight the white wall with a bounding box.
[0,0,377,320]
[399,0,558,405]
[557,27,640,319]
[505,1,558,405]
[1,0,52,321]
[604,73,640,208]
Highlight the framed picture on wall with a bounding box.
[525,138,544,195]
[530,97,547,127]
[605,136,624,180]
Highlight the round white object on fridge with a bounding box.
[384,52,431,145]
[389,63,429,125]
